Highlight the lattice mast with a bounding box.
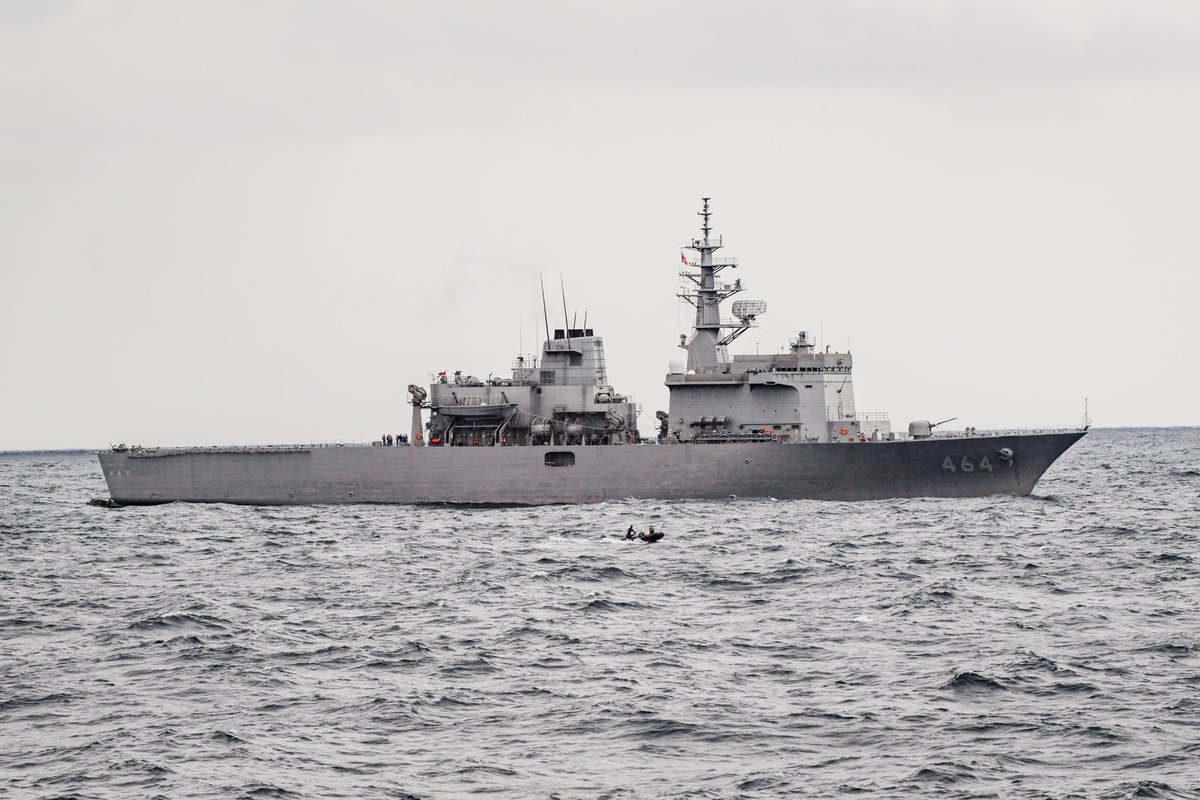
[680,198,755,371]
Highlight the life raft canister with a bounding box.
[838,427,849,436]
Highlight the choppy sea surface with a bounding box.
[2,427,1198,799]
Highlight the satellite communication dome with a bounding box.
[731,299,767,321]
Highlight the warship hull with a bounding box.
[97,430,1085,506]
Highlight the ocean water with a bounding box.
[1,428,1198,799]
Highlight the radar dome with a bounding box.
[668,359,686,374]
[732,299,767,321]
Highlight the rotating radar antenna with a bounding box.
[731,299,767,322]
[718,298,766,346]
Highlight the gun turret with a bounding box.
[907,417,957,439]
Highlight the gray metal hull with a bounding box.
[98,431,1086,506]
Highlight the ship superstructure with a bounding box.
[422,327,639,448]
[665,199,891,445]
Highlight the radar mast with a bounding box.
[679,198,757,371]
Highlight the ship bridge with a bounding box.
[663,200,892,445]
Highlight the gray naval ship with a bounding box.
[98,200,1086,505]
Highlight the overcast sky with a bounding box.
[2,1,1198,449]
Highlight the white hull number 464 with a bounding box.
[943,456,993,473]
